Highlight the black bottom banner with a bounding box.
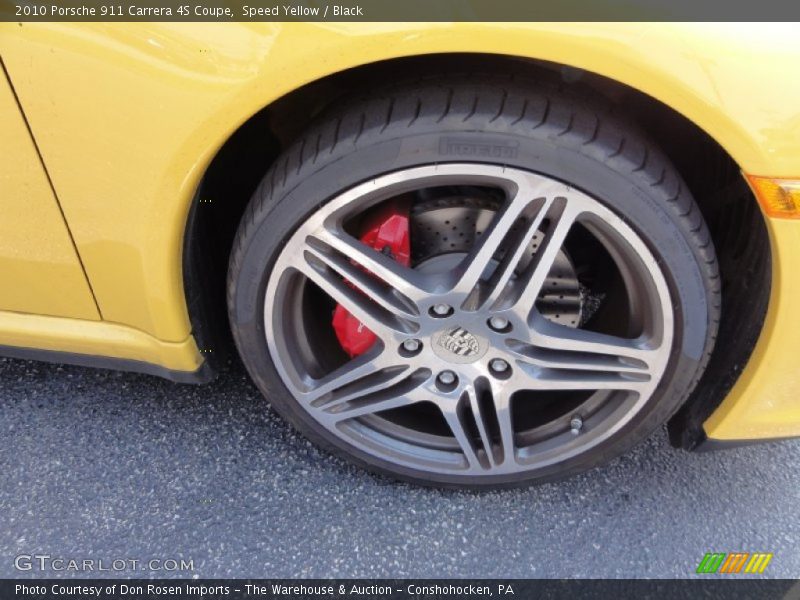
[3,579,798,600]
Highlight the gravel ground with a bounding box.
[1,356,798,579]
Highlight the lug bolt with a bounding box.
[402,339,421,353]
[489,316,509,332]
[490,358,509,374]
[570,416,583,435]
[437,370,457,386]
[432,303,452,317]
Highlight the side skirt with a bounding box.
[0,344,214,384]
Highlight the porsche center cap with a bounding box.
[432,327,489,364]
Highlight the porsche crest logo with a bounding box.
[438,327,480,357]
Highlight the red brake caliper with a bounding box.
[332,200,411,357]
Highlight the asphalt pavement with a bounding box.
[1,355,798,579]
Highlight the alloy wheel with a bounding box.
[264,164,674,477]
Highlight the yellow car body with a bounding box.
[1,22,799,445]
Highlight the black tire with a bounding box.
[227,76,720,489]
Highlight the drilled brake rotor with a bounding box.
[410,196,583,327]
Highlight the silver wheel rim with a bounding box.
[264,164,674,478]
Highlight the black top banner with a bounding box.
[4,0,800,22]
[3,579,799,600]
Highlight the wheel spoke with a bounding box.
[506,342,652,375]
[515,363,650,392]
[462,386,495,468]
[310,228,429,303]
[322,371,431,421]
[299,348,396,405]
[504,201,581,314]
[294,241,419,339]
[476,198,557,310]
[441,380,516,470]
[510,316,661,392]
[440,399,488,471]
[450,184,545,302]
[484,380,516,467]
[304,238,419,319]
[528,315,661,363]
